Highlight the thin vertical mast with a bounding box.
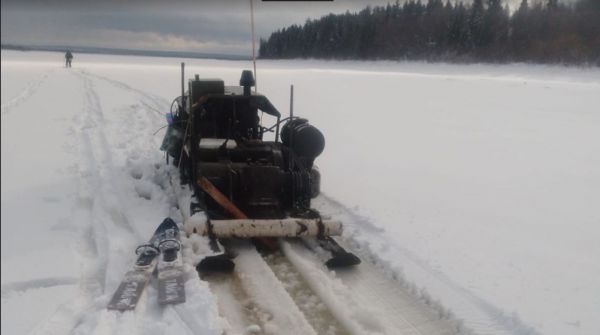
[181,62,185,112]
[290,85,294,118]
[250,0,257,92]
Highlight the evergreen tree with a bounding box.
[468,0,486,49]
[511,0,531,60]
[257,0,599,64]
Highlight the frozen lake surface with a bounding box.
[2,50,599,335]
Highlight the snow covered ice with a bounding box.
[2,50,600,335]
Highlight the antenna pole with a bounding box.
[250,0,257,92]
[181,62,185,113]
[290,85,294,118]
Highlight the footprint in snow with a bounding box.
[134,182,153,200]
[129,167,144,180]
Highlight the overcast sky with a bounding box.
[1,0,563,56]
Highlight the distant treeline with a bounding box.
[258,0,600,64]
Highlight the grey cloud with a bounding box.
[3,0,564,55]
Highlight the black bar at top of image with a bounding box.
[262,0,333,2]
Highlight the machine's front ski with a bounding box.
[107,243,159,311]
[156,218,186,305]
[319,236,361,268]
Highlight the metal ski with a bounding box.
[318,236,361,268]
[107,242,160,310]
[156,218,186,305]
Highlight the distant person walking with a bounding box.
[65,50,73,68]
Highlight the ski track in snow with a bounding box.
[23,68,211,335]
[0,69,53,116]
[82,71,170,117]
[1,277,79,297]
[75,69,221,335]
[31,69,137,335]
[72,70,199,335]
